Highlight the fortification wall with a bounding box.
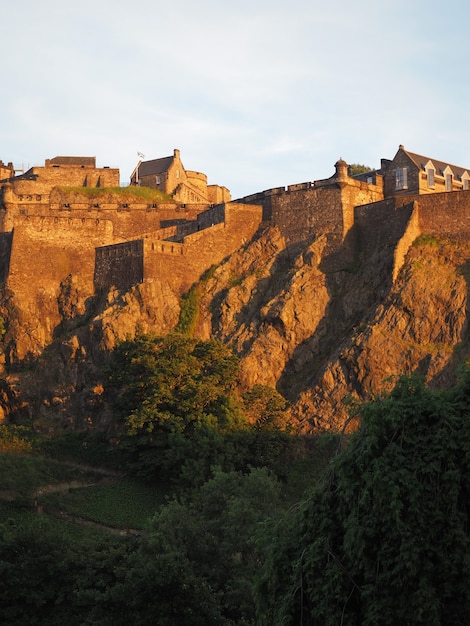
[355,199,415,259]
[268,185,343,250]
[8,168,119,196]
[0,231,12,283]
[94,239,144,292]
[2,185,205,240]
[415,190,470,238]
[8,215,115,301]
[142,203,263,293]
[237,175,383,252]
[5,215,116,358]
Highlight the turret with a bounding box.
[335,158,349,184]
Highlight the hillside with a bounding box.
[0,219,468,435]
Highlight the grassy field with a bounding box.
[39,478,164,530]
[0,452,103,496]
[0,450,164,534]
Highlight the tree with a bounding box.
[255,373,470,625]
[149,467,282,624]
[349,163,372,176]
[107,334,246,483]
[242,385,290,431]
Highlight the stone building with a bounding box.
[130,148,231,205]
[0,155,119,199]
[382,145,470,198]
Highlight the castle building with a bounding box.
[130,149,231,205]
[381,145,470,198]
[0,144,470,361]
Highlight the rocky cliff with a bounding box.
[0,224,469,434]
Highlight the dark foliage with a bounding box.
[255,373,470,625]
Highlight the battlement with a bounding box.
[3,147,470,361]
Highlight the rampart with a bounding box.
[94,239,144,292]
[94,202,263,294]
[237,168,383,254]
[8,214,115,306]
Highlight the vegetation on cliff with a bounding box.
[255,371,470,625]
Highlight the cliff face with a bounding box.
[193,227,470,432]
[1,224,469,434]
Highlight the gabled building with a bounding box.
[130,148,231,205]
[383,145,470,198]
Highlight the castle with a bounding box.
[1,144,470,360]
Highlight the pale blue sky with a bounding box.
[2,0,469,197]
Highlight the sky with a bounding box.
[2,0,470,198]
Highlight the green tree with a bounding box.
[256,373,470,625]
[149,467,282,624]
[349,163,372,176]
[108,334,246,483]
[242,384,290,430]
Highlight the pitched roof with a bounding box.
[138,156,174,177]
[403,148,470,179]
[48,156,96,167]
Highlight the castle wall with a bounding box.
[142,203,263,293]
[94,239,144,292]
[268,185,343,250]
[2,185,206,241]
[355,199,416,259]
[238,173,383,254]
[415,190,470,238]
[8,215,115,304]
[0,231,12,283]
[10,165,119,195]
[5,214,116,358]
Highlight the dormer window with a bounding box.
[444,166,454,192]
[395,167,408,190]
[427,168,435,188]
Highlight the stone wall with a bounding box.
[10,164,119,195]
[416,190,470,238]
[238,170,383,252]
[8,215,114,304]
[94,239,144,292]
[92,202,262,295]
[141,203,262,293]
[0,231,12,282]
[5,215,115,358]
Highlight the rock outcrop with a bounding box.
[1,223,469,435]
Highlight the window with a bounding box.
[427,168,435,188]
[463,178,469,191]
[445,173,453,191]
[156,175,161,185]
[176,169,180,179]
[395,167,408,190]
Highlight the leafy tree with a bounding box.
[149,467,282,624]
[108,334,246,483]
[255,373,470,625]
[242,384,290,431]
[349,163,372,176]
